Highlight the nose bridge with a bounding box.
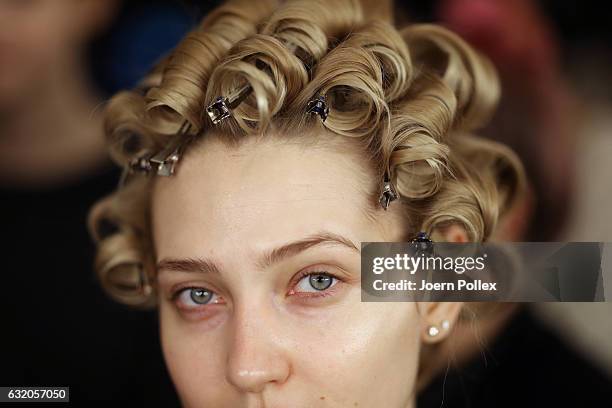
[225,296,291,393]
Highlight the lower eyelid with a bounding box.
[174,304,226,323]
[175,298,225,315]
[292,284,343,301]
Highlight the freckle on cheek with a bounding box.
[320,396,325,400]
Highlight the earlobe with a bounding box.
[423,318,453,343]
[418,301,463,343]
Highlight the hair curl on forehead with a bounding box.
[91,0,525,307]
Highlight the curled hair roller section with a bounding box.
[400,24,500,131]
[300,44,388,139]
[145,0,279,131]
[205,34,314,129]
[95,232,155,307]
[205,0,365,130]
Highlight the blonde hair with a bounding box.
[89,0,525,306]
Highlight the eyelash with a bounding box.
[170,268,343,311]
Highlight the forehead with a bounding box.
[151,135,377,260]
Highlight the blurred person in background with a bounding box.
[0,0,188,405]
[398,1,612,406]
[0,0,111,187]
[438,0,577,242]
[398,0,577,242]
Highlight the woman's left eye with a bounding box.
[175,287,223,309]
[293,272,338,294]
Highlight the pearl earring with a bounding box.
[441,319,450,330]
[427,325,440,337]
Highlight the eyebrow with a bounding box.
[156,231,359,275]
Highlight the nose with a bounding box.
[225,303,291,393]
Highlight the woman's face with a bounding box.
[152,135,423,408]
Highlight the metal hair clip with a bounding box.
[117,121,193,187]
[150,121,192,176]
[379,171,398,210]
[206,84,252,125]
[411,232,433,244]
[129,154,154,174]
[306,95,329,122]
[206,96,232,124]
[118,152,153,188]
[410,232,434,256]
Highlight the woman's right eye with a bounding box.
[174,287,224,310]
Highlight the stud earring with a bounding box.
[427,325,440,337]
[441,319,450,330]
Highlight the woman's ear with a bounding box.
[419,223,466,343]
[417,302,463,344]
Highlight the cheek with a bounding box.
[159,304,237,407]
[288,301,421,406]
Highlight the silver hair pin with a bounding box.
[150,121,193,176]
[379,171,398,210]
[206,84,253,125]
[118,152,153,188]
[118,121,193,187]
[306,95,329,122]
[410,231,434,256]
[410,232,432,243]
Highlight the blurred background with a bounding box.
[0,0,610,405]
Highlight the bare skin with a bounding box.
[152,134,463,408]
